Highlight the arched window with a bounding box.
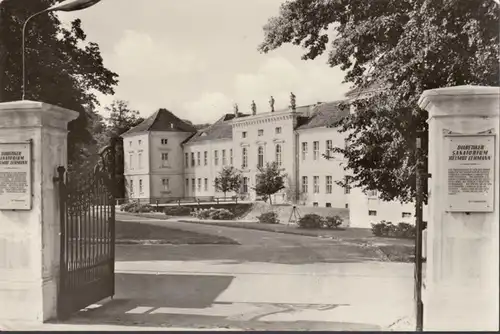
[275,144,282,166]
[258,146,264,167]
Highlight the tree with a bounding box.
[214,166,242,199]
[259,0,499,203]
[0,0,118,168]
[254,162,286,205]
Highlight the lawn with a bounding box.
[116,220,239,245]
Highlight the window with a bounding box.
[258,129,264,136]
[162,178,169,191]
[257,146,264,168]
[326,140,333,158]
[344,176,351,194]
[204,151,208,166]
[313,141,319,160]
[326,176,333,194]
[191,178,195,192]
[222,149,227,165]
[138,152,142,169]
[197,152,201,166]
[191,152,195,167]
[185,178,189,191]
[185,153,189,167]
[161,138,168,145]
[367,190,378,197]
[242,177,248,193]
[230,149,233,165]
[275,127,282,134]
[129,153,133,169]
[139,179,143,194]
[345,203,349,209]
[129,180,134,196]
[197,178,202,192]
[302,176,308,193]
[161,152,169,167]
[242,131,247,138]
[214,150,219,166]
[204,178,208,191]
[402,212,412,218]
[313,202,318,207]
[326,203,332,208]
[369,210,377,216]
[242,147,248,168]
[138,140,142,145]
[301,142,308,160]
[275,144,282,166]
[313,176,319,193]
[129,141,132,147]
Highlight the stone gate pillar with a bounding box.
[0,101,78,325]
[418,86,499,331]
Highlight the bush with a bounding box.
[191,208,235,220]
[120,202,137,212]
[371,220,416,239]
[164,206,192,216]
[122,202,153,213]
[298,213,323,229]
[257,211,279,224]
[324,215,343,229]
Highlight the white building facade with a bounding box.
[121,102,418,227]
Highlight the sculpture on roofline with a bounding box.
[251,100,257,116]
[269,95,275,112]
[290,92,296,112]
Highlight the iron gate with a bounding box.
[55,141,117,320]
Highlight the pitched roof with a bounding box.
[296,101,349,130]
[183,113,250,144]
[122,108,197,136]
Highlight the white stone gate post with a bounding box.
[0,101,78,325]
[418,85,499,331]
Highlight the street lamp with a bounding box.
[21,0,102,100]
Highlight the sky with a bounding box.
[58,0,350,124]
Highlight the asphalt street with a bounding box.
[61,214,414,331]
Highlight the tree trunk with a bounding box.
[269,194,272,206]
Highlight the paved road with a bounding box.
[65,214,415,331]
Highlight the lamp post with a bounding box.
[21,0,102,100]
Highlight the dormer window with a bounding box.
[161,139,168,145]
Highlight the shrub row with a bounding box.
[371,221,415,238]
[190,208,234,220]
[257,211,280,224]
[164,206,192,216]
[120,202,154,213]
[297,213,343,229]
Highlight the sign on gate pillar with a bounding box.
[418,86,499,331]
[0,101,78,325]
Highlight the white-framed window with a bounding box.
[242,177,248,193]
[204,151,208,166]
[138,152,143,169]
[191,178,195,193]
[222,149,227,165]
[345,176,351,194]
[258,129,264,136]
[313,202,319,207]
[129,141,132,147]
[242,147,248,168]
[214,150,219,166]
[197,152,201,166]
[257,146,264,168]
[402,212,412,218]
[326,140,333,158]
[161,152,169,167]
[139,179,143,194]
[275,127,282,134]
[204,178,208,191]
[162,178,169,191]
[185,153,189,167]
[301,142,308,160]
[326,176,333,194]
[185,178,189,191]
[138,140,142,145]
[129,153,133,170]
[313,141,319,160]
[230,149,233,165]
[197,178,202,192]
[129,180,134,197]
[302,176,308,193]
[161,138,168,145]
[369,210,377,216]
[191,152,195,167]
[242,131,247,138]
[275,144,282,166]
[313,176,319,193]
[326,203,332,208]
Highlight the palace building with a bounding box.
[121,95,417,228]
